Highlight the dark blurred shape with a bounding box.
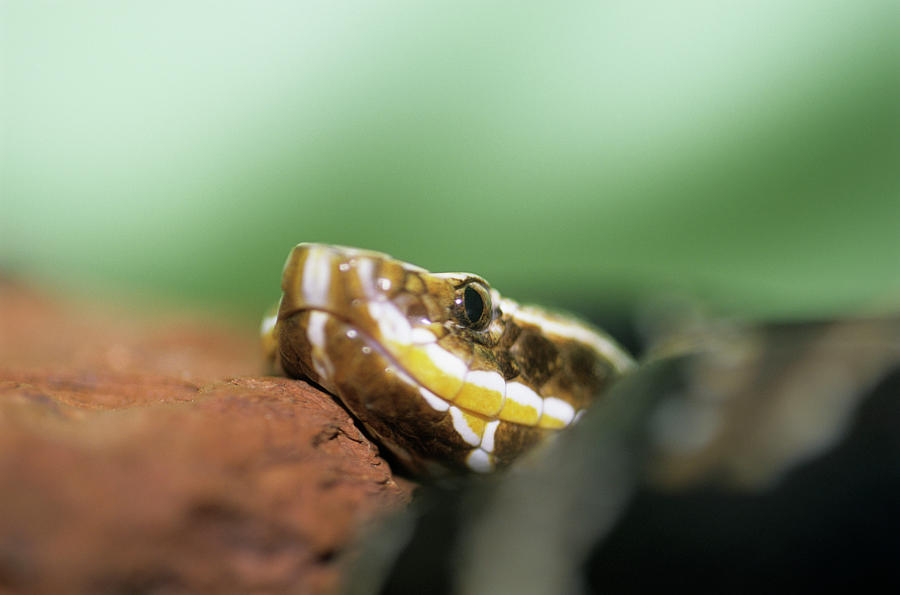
[588,365,900,592]
[359,313,900,594]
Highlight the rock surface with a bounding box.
[0,281,411,594]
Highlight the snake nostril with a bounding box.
[394,294,429,322]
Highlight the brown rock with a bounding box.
[0,281,412,594]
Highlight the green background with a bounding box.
[3,1,898,324]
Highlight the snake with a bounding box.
[262,243,634,475]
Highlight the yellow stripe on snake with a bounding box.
[262,244,634,475]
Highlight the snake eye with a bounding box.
[460,282,492,330]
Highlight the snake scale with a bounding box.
[262,244,634,475]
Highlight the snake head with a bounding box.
[266,243,633,475]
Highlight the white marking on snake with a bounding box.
[465,370,506,394]
[449,406,481,446]
[367,301,411,344]
[503,300,633,373]
[466,448,494,473]
[419,386,450,411]
[356,257,377,299]
[260,314,277,337]
[424,344,468,380]
[504,382,544,417]
[306,311,334,382]
[480,420,500,453]
[541,397,576,426]
[301,246,332,306]
[463,369,506,414]
[410,327,437,344]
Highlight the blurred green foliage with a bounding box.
[2,1,898,322]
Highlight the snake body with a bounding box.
[262,243,633,474]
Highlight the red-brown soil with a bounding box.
[0,281,411,594]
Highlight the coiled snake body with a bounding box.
[263,244,633,474]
